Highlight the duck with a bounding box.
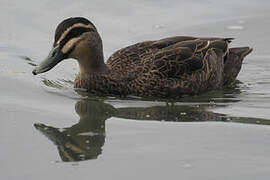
[32,17,252,98]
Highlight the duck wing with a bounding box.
[149,38,230,78]
[106,36,200,71]
[107,36,231,78]
[106,41,153,71]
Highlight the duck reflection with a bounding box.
[34,96,269,162]
[34,100,114,161]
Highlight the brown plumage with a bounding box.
[33,17,252,98]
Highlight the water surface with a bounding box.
[1,0,270,179]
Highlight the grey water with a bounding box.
[1,0,270,179]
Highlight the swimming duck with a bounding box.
[32,17,252,98]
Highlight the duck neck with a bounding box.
[76,41,109,75]
[78,53,108,75]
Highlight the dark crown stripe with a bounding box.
[59,27,94,48]
[55,17,95,43]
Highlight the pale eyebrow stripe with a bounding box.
[56,23,94,45]
[61,36,82,54]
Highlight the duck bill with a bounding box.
[32,45,65,75]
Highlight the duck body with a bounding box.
[33,17,252,98]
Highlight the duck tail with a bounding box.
[223,47,253,85]
[230,47,253,59]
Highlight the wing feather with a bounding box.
[107,36,231,78]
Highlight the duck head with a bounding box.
[32,17,106,75]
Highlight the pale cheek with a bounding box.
[69,43,85,60]
[73,41,89,59]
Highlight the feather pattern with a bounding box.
[74,36,252,98]
[33,17,252,98]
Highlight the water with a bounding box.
[1,0,270,179]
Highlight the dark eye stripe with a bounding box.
[65,38,83,57]
[56,27,94,47]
